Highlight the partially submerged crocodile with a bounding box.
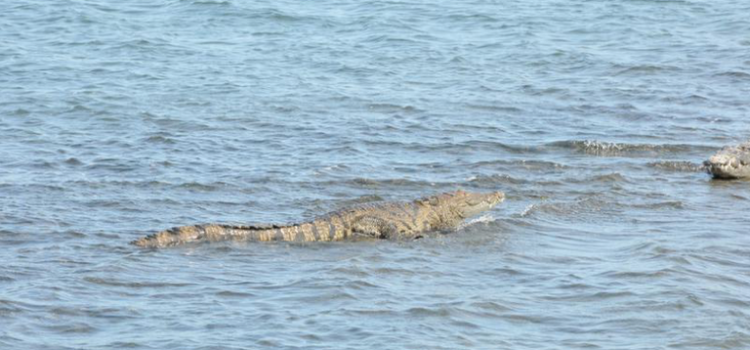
[132,190,505,248]
[704,140,750,179]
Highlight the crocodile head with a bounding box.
[419,190,505,219]
[704,141,750,179]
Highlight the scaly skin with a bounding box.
[132,190,505,248]
[704,141,750,179]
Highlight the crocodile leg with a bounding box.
[351,216,399,239]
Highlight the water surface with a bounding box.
[2,0,750,349]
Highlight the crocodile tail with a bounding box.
[131,224,286,248]
[131,220,344,248]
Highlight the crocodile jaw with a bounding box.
[459,191,506,218]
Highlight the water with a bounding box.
[2,0,750,349]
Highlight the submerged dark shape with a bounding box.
[704,141,750,179]
[132,190,505,248]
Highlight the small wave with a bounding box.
[456,214,495,231]
[0,276,14,282]
[83,277,191,288]
[66,179,170,190]
[465,103,523,113]
[547,140,710,157]
[463,140,537,154]
[334,194,385,207]
[468,174,528,185]
[297,291,358,303]
[48,306,140,319]
[215,290,256,298]
[11,108,30,116]
[445,13,498,22]
[598,269,674,280]
[86,158,139,172]
[543,291,636,302]
[630,201,684,210]
[366,103,423,114]
[614,64,682,76]
[500,313,552,324]
[470,301,513,313]
[517,195,618,219]
[520,204,536,217]
[371,267,418,276]
[103,342,143,348]
[714,71,750,80]
[358,140,536,155]
[647,161,705,172]
[588,173,627,183]
[188,0,231,5]
[144,135,176,144]
[471,159,568,171]
[0,183,66,192]
[42,322,97,334]
[330,266,371,278]
[348,178,436,188]
[343,280,380,290]
[405,306,451,317]
[176,181,230,192]
[64,157,83,166]
[0,299,28,316]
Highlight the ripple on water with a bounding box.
[2,0,750,349]
[82,277,192,289]
[0,299,28,317]
[547,140,714,157]
[647,161,705,172]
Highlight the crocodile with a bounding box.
[704,140,750,179]
[132,190,505,248]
